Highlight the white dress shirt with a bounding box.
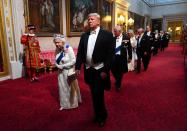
[130,36,137,48]
[155,34,158,39]
[147,31,151,36]
[138,33,144,44]
[115,34,123,55]
[86,27,103,70]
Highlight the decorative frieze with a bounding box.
[2,0,16,61]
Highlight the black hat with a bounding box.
[27,24,36,30]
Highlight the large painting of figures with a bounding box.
[26,0,62,36]
[66,0,99,36]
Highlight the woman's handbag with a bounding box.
[67,67,77,86]
[67,73,77,86]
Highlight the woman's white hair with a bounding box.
[53,34,66,42]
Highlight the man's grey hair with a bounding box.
[138,28,144,33]
[88,13,100,19]
[114,25,122,32]
[160,30,164,33]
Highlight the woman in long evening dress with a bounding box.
[128,30,137,71]
[53,34,82,110]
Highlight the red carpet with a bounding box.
[0,44,187,131]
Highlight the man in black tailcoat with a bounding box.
[153,30,160,55]
[111,25,132,91]
[136,28,151,73]
[145,26,154,58]
[75,13,115,127]
[160,31,167,52]
[165,31,170,47]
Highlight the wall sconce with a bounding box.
[128,18,134,26]
[102,15,112,22]
[175,27,181,31]
[117,15,125,26]
[168,27,172,32]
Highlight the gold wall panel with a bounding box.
[0,0,9,77]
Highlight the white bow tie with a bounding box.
[90,31,96,35]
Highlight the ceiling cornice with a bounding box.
[142,0,151,7]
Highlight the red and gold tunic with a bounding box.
[21,34,41,68]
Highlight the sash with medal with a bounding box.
[56,52,64,65]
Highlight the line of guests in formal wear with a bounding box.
[53,13,171,127]
[127,26,170,74]
[23,13,170,127]
[53,34,82,110]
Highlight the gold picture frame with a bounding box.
[66,0,99,36]
[24,0,63,36]
[100,0,113,31]
[114,2,128,30]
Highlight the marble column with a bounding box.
[162,16,167,31]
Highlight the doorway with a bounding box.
[167,21,183,42]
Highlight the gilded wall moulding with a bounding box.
[0,0,9,76]
[3,0,8,7]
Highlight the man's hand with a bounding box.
[128,59,132,63]
[75,70,80,76]
[100,72,107,79]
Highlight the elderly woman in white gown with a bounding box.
[53,34,82,110]
[128,30,138,71]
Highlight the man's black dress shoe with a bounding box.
[92,117,98,123]
[115,87,121,92]
[98,120,105,127]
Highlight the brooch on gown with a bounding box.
[63,43,70,53]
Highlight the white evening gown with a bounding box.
[128,36,137,71]
[56,46,82,109]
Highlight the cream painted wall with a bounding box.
[38,37,80,51]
